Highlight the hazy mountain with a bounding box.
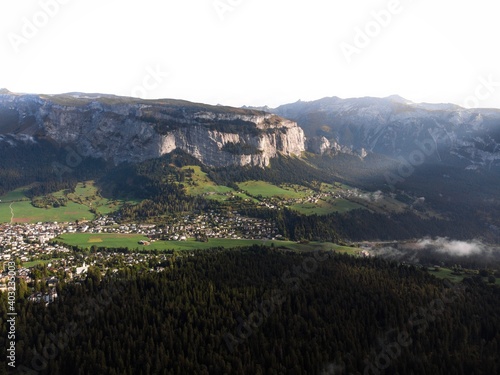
[271,95,500,171]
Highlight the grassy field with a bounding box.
[237,181,306,199]
[289,200,336,215]
[57,233,360,254]
[0,186,96,223]
[181,166,233,197]
[429,267,500,285]
[66,181,128,215]
[349,196,406,215]
[58,233,152,249]
[428,267,466,283]
[58,233,295,251]
[290,198,364,215]
[320,183,409,215]
[232,192,259,203]
[179,169,367,216]
[0,181,131,223]
[23,259,60,268]
[329,199,365,213]
[0,201,94,223]
[319,182,356,194]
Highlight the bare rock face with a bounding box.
[154,115,305,167]
[0,92,306,167]
[307,136,367,159]
[307,136,331,154]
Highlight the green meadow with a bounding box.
[0,200,93,223]
[0,181,130,223]
[57,233,359,254]
[429,267,500,285]
[58,233,294,251]
[181,166,234,197]
[237,181,306,199]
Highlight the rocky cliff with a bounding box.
[272,96,500,170]
[0,91,305,167]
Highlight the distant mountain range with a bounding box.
[2,90,499,173]
[0,90,304,168]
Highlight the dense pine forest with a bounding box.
[2,247,499,374]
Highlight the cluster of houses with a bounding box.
[60,212,278,240]
[0,243,174,305]
[160,211,278,240]
[27,288,58,304]
[245,186,366,210]
[0,222,68,263]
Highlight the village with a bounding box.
[0,211,279,304]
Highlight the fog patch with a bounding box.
[416,237,487,256]
[359,190,383,202]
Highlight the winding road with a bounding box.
[9,202,14,223]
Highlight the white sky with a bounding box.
[1,0,500,109]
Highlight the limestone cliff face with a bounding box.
[158,124,305,168]
[0,92,306,167]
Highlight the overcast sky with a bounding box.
[1,0,500,108]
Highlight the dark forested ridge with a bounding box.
[2,247,499,375]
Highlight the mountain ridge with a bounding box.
[265,95,500,171]
[0,91,305,168]
[2,90,500,173]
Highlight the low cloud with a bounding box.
[369,237,498,266]
[416,237,487,257]
[359,190,383,202]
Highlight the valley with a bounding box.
[1,91,499,375]
[3,0,500,372]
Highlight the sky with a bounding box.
[1,0,500,109]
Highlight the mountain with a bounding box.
[0,91,305,168]
[272,95,500,171]
[0,90,499,241]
